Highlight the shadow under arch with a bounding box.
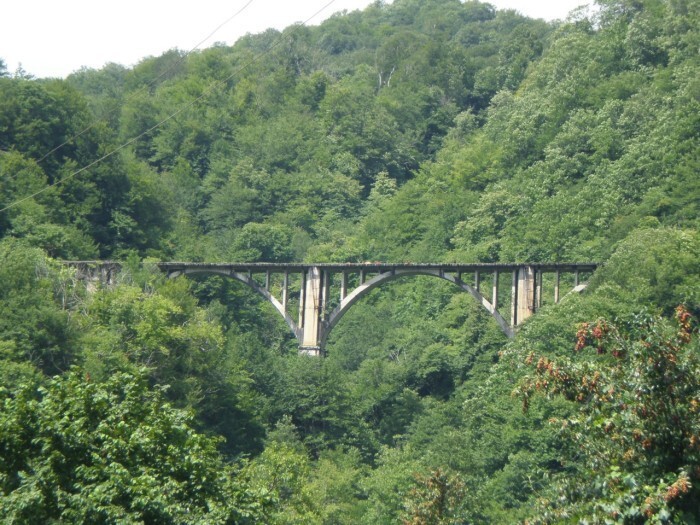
[321,268,514,348]
[165,267,301,341]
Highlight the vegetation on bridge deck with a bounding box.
[1,0,698,522]
[68,261,601,271]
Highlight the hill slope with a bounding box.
[0,0,698,522]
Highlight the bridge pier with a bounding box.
[515,265,536,325]
[299,267,324,356]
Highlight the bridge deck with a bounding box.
[68,261,599,273]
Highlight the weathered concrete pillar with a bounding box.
[282,271,289,309]
[299,266,323,356]
[492,270,499,308]
[511,270,518,327]
[340,271,348,300]
[516,265,536,325]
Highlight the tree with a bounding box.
[0,239,79,377]
[80,276,264,456]
[227,222,295,262]
[0,77,98,174]
[587,228,700,315]
[517,308,700,522]
[243,417,321,524]
[401,468,466,525]
[360,445,425,524]
[0,368,267,523]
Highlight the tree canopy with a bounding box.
[0,0,698,521]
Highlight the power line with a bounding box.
[34,0,256,166]
[1,0,340,214]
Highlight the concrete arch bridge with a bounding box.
[69,262,598,356]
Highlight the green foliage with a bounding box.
[0,239,79,376]
[243,417,320,524]
[0,150,98,259]
[0,70,182,258]
[360,445,425,524]
[0,0,697,521]
[401,468,467,525]
[0,78,86,171]
[0,369,266,524]
[517,308,700,523]
[262,355,376,456]
[79,275,264,456]
[227,222,295,262]
[306,448,368,524]
[588,227,700,314]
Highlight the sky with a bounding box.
[1,0,590,79]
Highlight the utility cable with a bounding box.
[34,0,256,166]
[0,0,339,214]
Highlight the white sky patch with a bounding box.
[1,0,589,79]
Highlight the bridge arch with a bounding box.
[322,269,513,348]
[165,267,301,341]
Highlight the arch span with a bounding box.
[166,267,301,341]
[322,269,513,347]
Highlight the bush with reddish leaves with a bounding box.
[516,307,700,523]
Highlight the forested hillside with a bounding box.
[1,0,698,522]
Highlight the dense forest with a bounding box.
[1,0,699,522]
